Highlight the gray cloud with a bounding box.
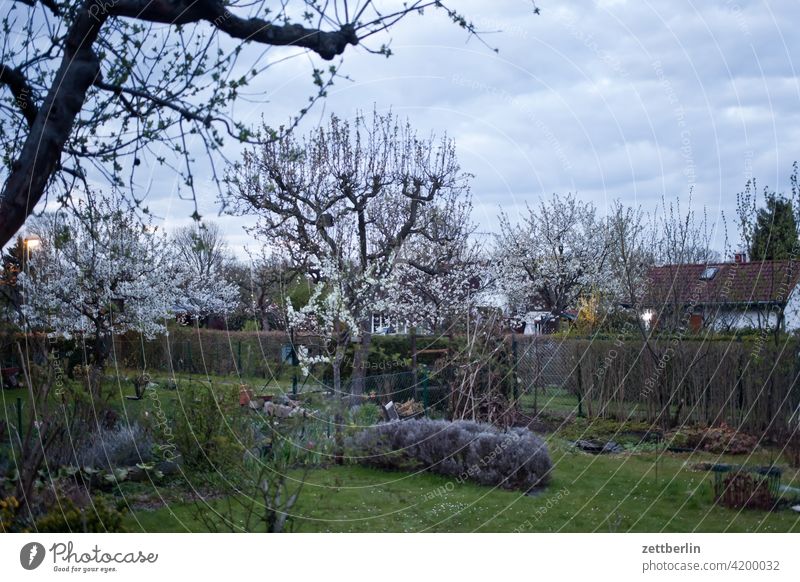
[38,0,800,257]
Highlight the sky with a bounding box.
[69,0,800,257]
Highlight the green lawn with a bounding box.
[121,440,800,533]
[1,368,301,428]
[5,371,800,533]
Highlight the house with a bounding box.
[644,255,800,332]
[518,310,578,335]
[370,312,410,335]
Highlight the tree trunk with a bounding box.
[350,320,372,405]
[0,2,107,248]
[92,330,112,370]
[331,342,347,464]
[332,343,345,397]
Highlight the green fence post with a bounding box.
[422,372,429,417]
[237,341,242,374]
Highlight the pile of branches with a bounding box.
[440,317,517,427]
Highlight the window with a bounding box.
[700,266,719,280]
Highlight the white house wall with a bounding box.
[784,286,800,331]
[707,287,800,332]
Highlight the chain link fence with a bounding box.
[513,336,582,417]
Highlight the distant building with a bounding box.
[644,255,800,332]
[517,310,578,335]
[370,312,409,335]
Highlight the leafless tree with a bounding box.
[652,195,717,268]
[232,248,302,331]
[172,222,230,279]
[607,197,722,426]
[0,0,512,248]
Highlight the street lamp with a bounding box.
[23,236,41,263]
[21,236,41,332]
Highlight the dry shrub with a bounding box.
[395,399,424,418]
[668,423,758,454]
[444,320,517,427]
[347,418,551,492]
[716,472,775,510]
[75,423,154,469]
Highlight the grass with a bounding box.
[0,367,304,431]
[518,388,580,416]
[5,370,799,533]
[121,440,800,533]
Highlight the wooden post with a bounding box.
[576,361,584,418]
[422,371,429,416]
[511,334,519,404]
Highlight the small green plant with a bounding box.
[347,402,382,431]
[34,497,127,533]
[192,413,330,532]
[0,496,19,532]
[169,381,251,471]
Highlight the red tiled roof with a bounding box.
[645,260,800,306]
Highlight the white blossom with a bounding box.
[20,196,236,362]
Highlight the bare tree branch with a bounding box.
[110,0,359,60]
[0,63,37,127]
[0,0,513,247]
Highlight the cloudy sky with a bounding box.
[140,0,800,256]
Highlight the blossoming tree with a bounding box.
[21,196,237,370]
[495,193,611,322]
[392,191,490,335]
[226,110,470,400]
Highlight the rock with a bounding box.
[275,394,295,406]
[263,401,306,418]
[791,505,800,513]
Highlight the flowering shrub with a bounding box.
[347,418,551,491]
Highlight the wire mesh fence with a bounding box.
[513,336,582,417]
[351,371,450,414]
[110,329,321,379]
[511,334,800,435]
